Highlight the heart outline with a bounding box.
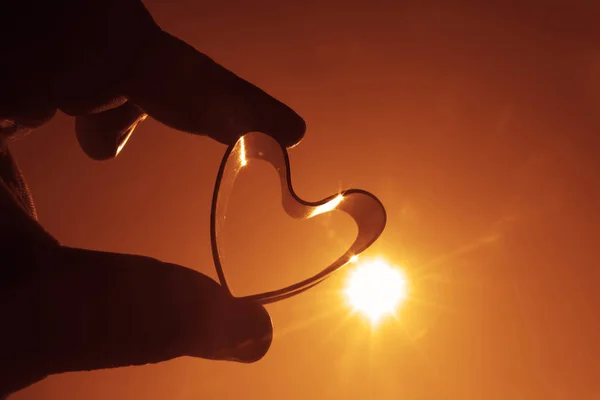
[210,132,387,304]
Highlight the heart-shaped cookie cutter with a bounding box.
[210,132,387,304]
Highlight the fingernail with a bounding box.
[213,300,273,363]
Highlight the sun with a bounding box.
[343,257,408,324]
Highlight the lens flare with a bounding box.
[344,258,408,324]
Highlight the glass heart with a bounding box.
[210,131,387,304]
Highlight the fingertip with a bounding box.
[225,300,273,363]
[75,102,146,160]
[205,98,306,150]
[262,103,306,149]
[203,299,273,363]
[288,116,307,149]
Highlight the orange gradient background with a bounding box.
[10,1,600,399]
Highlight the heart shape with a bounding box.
[210,131,387,304]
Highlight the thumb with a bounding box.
[6,246,272,379]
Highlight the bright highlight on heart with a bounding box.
[344,258,408,324]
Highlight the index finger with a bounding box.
[125,30,306,148]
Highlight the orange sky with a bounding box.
[10,1,600,399]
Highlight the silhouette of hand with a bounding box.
[0,0,305,397]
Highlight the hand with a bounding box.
[0,0,306,397]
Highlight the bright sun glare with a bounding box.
[344,258,408,324]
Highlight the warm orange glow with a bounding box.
[344,258,408,324]
[12,4,596,398]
